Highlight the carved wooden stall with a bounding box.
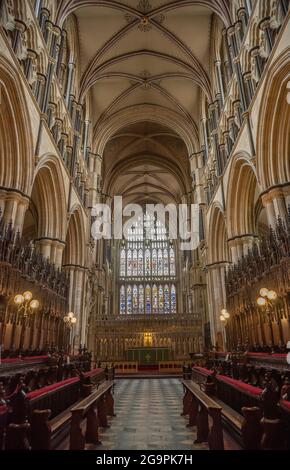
[0,218,70,352]
[226,212,290,350]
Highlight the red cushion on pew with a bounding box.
[217,375,263,397]
[280,400,290,412]
[0,405,8,415]
[1,356,48,364]
[83,368,103,378]
[1,358,22,364]
[26,377,79,400]
[22,355,49,361]
[271,354,287,358]
[247,353,270,357]
[193,366,213,376]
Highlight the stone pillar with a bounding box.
[66,266,87,354]
[1,192,29,231]
[201,117,209,161]
[36,239,53,260]
[65,62,75,107]
[243,111,256,157]
[262,188,288,225]
[24,49,38,86]
[215,60,225,105]
[206,263,228,349]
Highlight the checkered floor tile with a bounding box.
[91,378,209,451]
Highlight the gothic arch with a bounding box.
[31,156,67,242]
[0,56,33,195]
[63,206,86,268]
[257,48,290,190]
[94,104,198,157]
[207,203,229,265]
[226,153,260,239]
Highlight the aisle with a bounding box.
[93,378,208,451]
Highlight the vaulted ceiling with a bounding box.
[59,0,228,203]
[102,121,191,204]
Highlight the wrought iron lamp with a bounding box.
[13,291,40,351]
[220,308,230,323]
[14,291,40,316]
[256,288,278,345]
[63,312,77,328]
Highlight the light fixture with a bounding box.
[29,299,40,310]
[220,309,230,323]
[260,288,269,298]
[23,291,33,302]
[257,288,278,307]
[257,297,267,306]
[267,290,277,301]
[64,312,77,328]
[13,292,40,317]
[14,294,24,305]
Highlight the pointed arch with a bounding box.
[0,56,33,195]
[31,156,67,242]
[207,203,229,264]
[257,48,290,190]
[94,104,198,157]
[63,205,87,268]
[226,153,261,238]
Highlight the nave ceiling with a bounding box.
[59,0,224,202]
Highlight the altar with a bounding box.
[126,347,172,365]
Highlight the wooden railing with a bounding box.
[191,366,290,449]
[0,368,114,449]
[69,381,115,450]
[182,380,224,450]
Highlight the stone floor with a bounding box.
[89,378,209,451]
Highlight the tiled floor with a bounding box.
[89,378,209,451]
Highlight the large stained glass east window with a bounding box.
[119,212,177,314]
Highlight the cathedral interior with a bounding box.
[0,0,290,454]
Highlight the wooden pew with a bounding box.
[69,380,115,450]
[182,380,224,450]
[2,368,109,450]
[191,366,290,449]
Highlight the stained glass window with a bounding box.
[170,248,175,276]
[120,285,126,314]
[152,249,157,276]
[158,285,164,314]
[120,249,126,277]
[127,250,132,277]
[119,211,177,314]
[138,249,143,276]
[133,285,138,314]
[164,285,170,314]
[146,284,151,314]
[158,249,163,276]
[133,250,138,276]
[163,249,169,276]
[139,285,144,314]
[152,284,158,314]
[127,285,132,314]
[171,285,176,313]
[145,249,150,276]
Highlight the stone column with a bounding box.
[201,117,209,161]
[24,49,38,85]
[215,60,225,105]
[243,111,256,157]
[65,62,75,107]
[262,188,288,225]
[1,192,29,231]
